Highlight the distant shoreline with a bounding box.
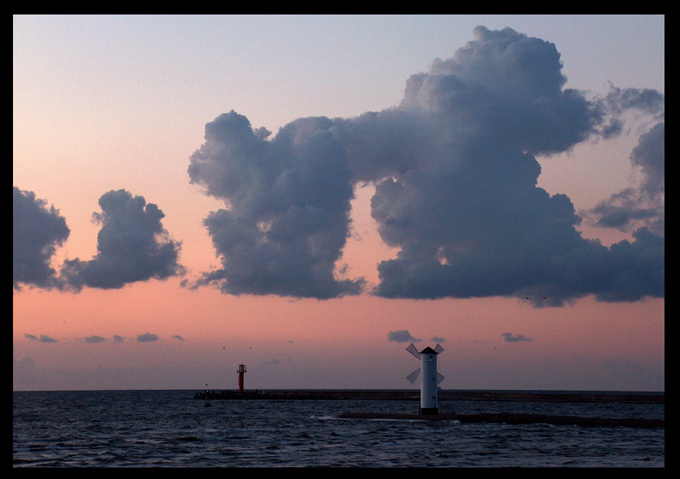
[193,389,664,404]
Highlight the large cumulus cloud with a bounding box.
[13,187,70,290]
[188,113,364,298]
[189,26,663,305]
[59,189,183,291]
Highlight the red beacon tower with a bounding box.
[237,364,247,394]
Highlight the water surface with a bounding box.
[13,390,664,467]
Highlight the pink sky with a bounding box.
[13,280,664,391]
[14,16,664,391]
[13,189,664,391]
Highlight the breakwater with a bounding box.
[193,389,663,428]
[193,389,663,404]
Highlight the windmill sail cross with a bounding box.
[406,343,420,359]
[406,368,421,384]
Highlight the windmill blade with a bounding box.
[434,343,445,354]
[406,368,421,384]
[437,372,445,384]
[406,343,421,359]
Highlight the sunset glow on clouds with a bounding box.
[14,15,663,391]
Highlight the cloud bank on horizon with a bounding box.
[14,26,664,307]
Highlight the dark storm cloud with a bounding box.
[59,189,184,291]
[13,187,70,290]
[189,26,663,305]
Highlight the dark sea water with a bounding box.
[13,390,664,467]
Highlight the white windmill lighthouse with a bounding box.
[406,343,445,415]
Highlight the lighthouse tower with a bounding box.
[406,343,445,415]
[237,364,247,394]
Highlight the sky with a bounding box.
[13,15,664,392]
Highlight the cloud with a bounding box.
[600,84,664,122]
[59,189,184,291]
[188,112,365,298]
[83,335,106,344]
[395,26,601,156]
[24,334,58,343]
[13,188,184,294]
[188,26,662,305]
[113,335,125,343]
[632,121,664,198]
[501,332,533,343]
[137,332,159,343]
[358,28,664,305]
[387,330,421,343]
[13,187,70,290]
[585,120,664,235]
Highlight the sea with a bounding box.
[13,389,664,468]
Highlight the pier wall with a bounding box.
[194,389,663,404]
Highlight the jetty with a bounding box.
[193,389,663,404]
[193,389,663,428]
